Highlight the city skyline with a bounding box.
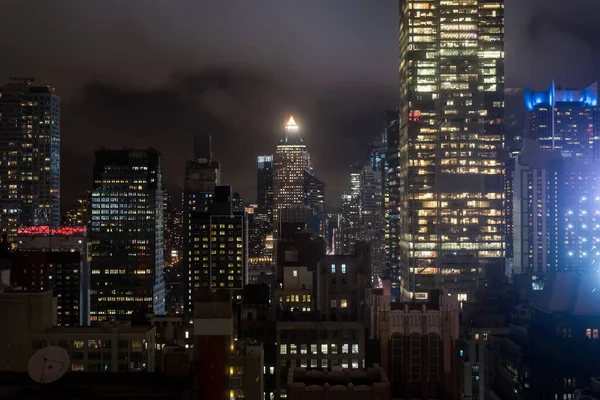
[1,0,599,207]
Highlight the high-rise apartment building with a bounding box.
[13,225,88,326]
[273,117,309,236]
[0,78,60,236]
[89,148,165,321]
[183,134,220,315]
[514,140,600,275]
[525,81,600,161]
[186,186,248,315]
[398,0,505,300]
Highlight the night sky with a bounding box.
[1,0,600,207]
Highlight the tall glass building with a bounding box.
[90,148,165,321]
[398,0,505,300]
[0,78,60,236]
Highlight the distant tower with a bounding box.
[0,78,60,236]
[273,116,309,237]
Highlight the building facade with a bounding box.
[90,148,165,321]
[526,81,600,161]
[13,225,89,326]
[186,186,248,316]
[0,79,60,236]
[398,0,505,300]
[273,117,309,237]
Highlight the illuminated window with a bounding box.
[321,344,328,354]
[292,270,297,277]
[341,264,346,274]
[280,344,287,355]
[340,299,348,308]
[331,264,336,273]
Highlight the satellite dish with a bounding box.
[27,346,70,383]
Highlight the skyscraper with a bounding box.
[273,116,309,236]
[514,140,600,276]
[398,0,505,300]
[257,155,274,219]
[0,78,60,236]
[90,148,165,321]
[384,110,400,297]
[183,134,220,315]
[525,81,600,161]
[303,170,326,235]
[253,155,274,259]
[186,186,248,315]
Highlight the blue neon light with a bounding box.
[524,81,598,111]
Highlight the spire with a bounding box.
[278,115,304,146]
[285,116,299,132]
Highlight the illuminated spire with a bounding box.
[285,116,298,131]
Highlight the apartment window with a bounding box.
[301,344,307,354]
[301,359,307,368]
[340,299,348,308]
[290,344,297,354]
[311,344,318,354]
[331,344,338,355]
[71,363,84,372]
[330,300,337,308]
[483,333,488,340]
[474,333,480,340]
[331,264,336,273]
[342,344,349,354]
[352,344,359,354]
[342,360,349,368]
[595,329,599,339]
[293,270,298,277]
[341,264,346,274]
[321,344,328,354]
[586,328,591,338]
[321,359,328,368]
[311,359,317,368]
[352,359,359,369]
[280,344,287,355]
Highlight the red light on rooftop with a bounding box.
[17,226,86,236]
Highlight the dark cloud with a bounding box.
[62,67,394,206]
[4,0,600,209]
[528,12,600,51]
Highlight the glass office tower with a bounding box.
[398,0,504,300]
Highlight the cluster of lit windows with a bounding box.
[280,343,360,355]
